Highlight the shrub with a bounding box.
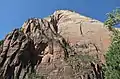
[0,40,4,46]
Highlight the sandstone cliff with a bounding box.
[0,10,111,79]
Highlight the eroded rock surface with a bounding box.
[0,10,111,79]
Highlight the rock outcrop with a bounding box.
[0,10,111,79]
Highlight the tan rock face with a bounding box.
[52,10,111,52]
[45,10,111,64]
[0,10,111,79]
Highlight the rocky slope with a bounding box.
[0,10,111,79]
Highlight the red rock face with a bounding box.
[46,10,111,64]
[0,10,111,79]
[53,10,111,51]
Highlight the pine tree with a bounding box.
[104,8,120,79]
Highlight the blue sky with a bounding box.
[0,0,120,40]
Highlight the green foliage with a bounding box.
[67,54,98,74]
[0,40,4,46]
[104,8,120,31]
[104,8,120,79]
[19,27,24,32]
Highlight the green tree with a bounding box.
[0,40,4,46]
[104,8,120,79]
[104,8,120,31]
